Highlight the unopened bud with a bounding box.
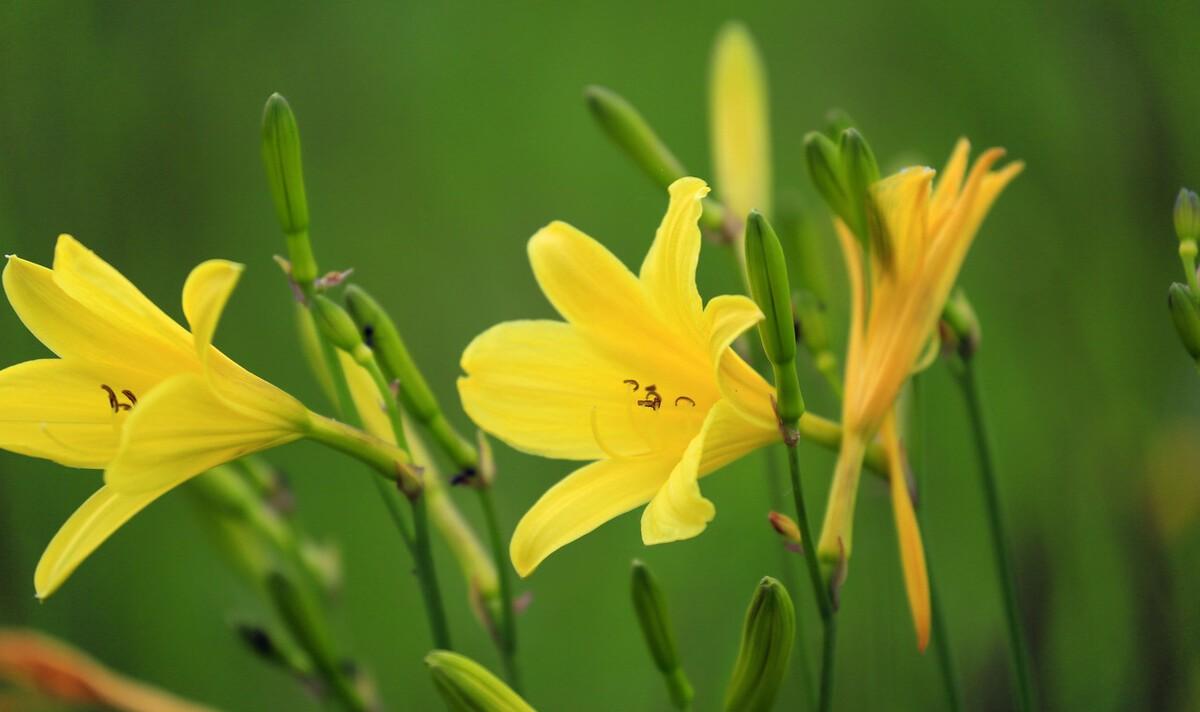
[941,287,982,360]
[424,650,534,712]
[631,560,693,710]
[261,94,318,287]
[767,511,801,544]
[840,128,884,256]
[585,85,686,191]
[1175,188,1200,244]
[804,131,849,225]
[310,295,369,361]
[745,212,805,427]
[1168,283,1200,363]
[724,577,795,712]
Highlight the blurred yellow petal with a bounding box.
[181,259,244,360]
[639,177,708,331]
[928,138,970,227]
[459,320,638,461]
[882,416,930,652]
[0,359,154,468]
[105,374,302,494]
[511,456,673,577]
[34,485,170,599]
[710,21,771,220]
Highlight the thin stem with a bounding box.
[783,440,836,712]
[956,361,1035,712]
[477,486,522,692]
[1181,243,1200,296]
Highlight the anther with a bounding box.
[674,396,695,407]
[637,384,662,411]
[122,390,138,405]
[100,385,119,413]
[623,379,639,391]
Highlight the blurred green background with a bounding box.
[2,2,1199,710]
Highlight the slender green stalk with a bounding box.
[477,486,522,691]
[783,441,836,712]
[955,362,1035,712]
[1181,242,1200,297]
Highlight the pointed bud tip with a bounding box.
[1175,187,1200,244]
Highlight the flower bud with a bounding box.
[724,577,795,712]
[584,85,686,192]
[1175,188,1200,244]
[767,511,801,544]
[745,211,805,427]
[343,284,479,471]
[1168,283,1200,363]
[631,560,693,710]
[310,294,370,362]
[941,287,982,360]
[840,128,886,260]
[261,93,318,286]
[710,22,771,220]
[804,131,850,225]
[424,650,534,712]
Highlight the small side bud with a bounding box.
[767,511,802,545]
[584,85,687,191]
[631,560,694,710]
[941,287,982,360]
[840,128,883,253]
[424,650,534,712]
[745,212,805,428]
[1175,188,1200,244]
[804,131,850,226]
[1168,283,1200,363]
[261,94,318,288]
[723,577,795,712]
[310,295,369,361]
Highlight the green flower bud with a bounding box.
[425,650,535,712]
[261,93,318,286]
[941,287,982,360]
[343,284,478,472]
[840,128,886,261]
[310,294,369,362]
[584,85,686,192]
[631,560,693,710]
[804,131,850,227]
[1175,188,1200,244]
[1168,283,1200,363]
[745,211,805,428]
[724,577,796,712]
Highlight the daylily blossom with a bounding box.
[459,177,782,576]
[0,235,310,597]
[816,141,1023,640]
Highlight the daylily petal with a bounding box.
[873,166,935,278]
[50,235,191,352]
[641,399,774,544]
[34,485,170,598]
[182,259,244,361]
[928,138,971,228]
[882,417,930,652]
[639,177,709,334]
[510,455,674,577]
[459,320,648,461]
[105,373,302,494]
[704,294,775,428]
[0,359,155,468]
[2,257,185,370]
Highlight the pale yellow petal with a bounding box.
[510,456,673,576]
[459,320,647,461]
[50,235,193,353]
[639,177,709,334]
[2,257,186,370]
[928,138,970,227]
[641,400,775,544]
[882,417,930,652]
[0,359,156,468]
[104,373,302,494]
[338,350,392,443]
[872,166,935,277]
[181,259,244,361]
[35,485,170,598]
[710,22,771,220]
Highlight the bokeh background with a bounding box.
[2,2,1199,710]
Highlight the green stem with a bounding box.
[956,361,1035,712]
[1181,242,1200,297]
[783,439,836,712]
[477,486,522,692]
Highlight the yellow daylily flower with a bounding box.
[458,177,781,576]
[709,21,772,222]
[0,235,310,597]
[816,141,1023,637]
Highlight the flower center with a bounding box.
[100,384,138,413]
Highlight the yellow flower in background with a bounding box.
[459,177,779,576]
[710,21,771,223]
[817,141,1023,592]
[0,235,310,597]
